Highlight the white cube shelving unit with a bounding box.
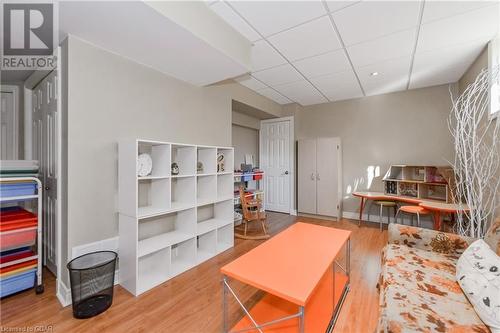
[119,139,234,296]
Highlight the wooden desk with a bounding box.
[221,222,351,333]
[352,191,468,230]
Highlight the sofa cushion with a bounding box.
[378,284,489,333]
[457,239,500,333]
[381,244,469,304]
[388,224,472,258]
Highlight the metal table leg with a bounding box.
[328,238,351,332]
[298,306,305,333]
[222,275,227,333]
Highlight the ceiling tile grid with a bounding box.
[309,70,363,101]
[209,0,499,106]
[255,87,293,104]
[292,49,351,78]
[252,63,304,86]
[267,16,342,61]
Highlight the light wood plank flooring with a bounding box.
[0,213,387,332]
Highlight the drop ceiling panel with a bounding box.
[274,80,328,106]
[268,16,342,61]
[251,40,287,71]
[228,1,327,37]
[410,40,485,89]
[325,1,359,13]
[348,28,416,68]
[332,1,421,46]
[417,4,499,52]
[357,57,411,96]
[310,71,363,102]
[252,64,304,87]
[209,1,261,42]
[293,49,351,78]
[256,87,292,104]
[422,1,497,24]
[206,0,498,106]
[234,75,268,91]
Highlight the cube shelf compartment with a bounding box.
[217,174,233,201]
[197,175,216,205]
[217,224,234,252]
[197,147,216,175]
[138,209,195,257]
[197,230,217,264]
[217,148,234,174]
[137,178,171,219]
[196,200,233,236]
[172,145,196,176]
[119,139,234,296]
[137,247,170,294]
[171,176,196,210]
[171,238,196,276]
[137,142,171,178]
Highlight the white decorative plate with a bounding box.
[137,153,153,177]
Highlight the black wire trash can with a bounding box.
[67,251,118,319]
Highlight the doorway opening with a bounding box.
[1,66,61,280]
[231,101,295,218]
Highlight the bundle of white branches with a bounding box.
[449,65,500,238]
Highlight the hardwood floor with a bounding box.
[0,213,387,332]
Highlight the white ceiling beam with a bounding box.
[144,1,252,71]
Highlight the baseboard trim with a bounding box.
[56,280,71,307]
[297,212,338,221]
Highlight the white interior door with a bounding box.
[32,71,58,275]
[1,86,18,159]
[316,138,340,217]
[298,139,317,214]
[260,118,293,213]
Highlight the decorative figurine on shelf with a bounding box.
[217,153,225,173]
[171,162,179,176]
[137,153,153,177]
[197,162,204,174]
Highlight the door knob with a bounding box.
[317,173,320,180]
[284,171,289,175]
[311,173,315,180]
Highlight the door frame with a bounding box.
[1,84,19,159]
[22,52,62,282]
[259,116,295,215]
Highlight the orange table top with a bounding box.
[352,191,469,212]
[221,222,351,306]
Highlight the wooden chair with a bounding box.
[235,187,269,240]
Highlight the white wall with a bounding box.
[232,110,260,130]
[291,85,455,215]
[232,124,259,170]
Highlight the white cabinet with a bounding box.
[298,138,341,217]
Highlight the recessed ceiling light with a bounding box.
[370,72,379,76]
